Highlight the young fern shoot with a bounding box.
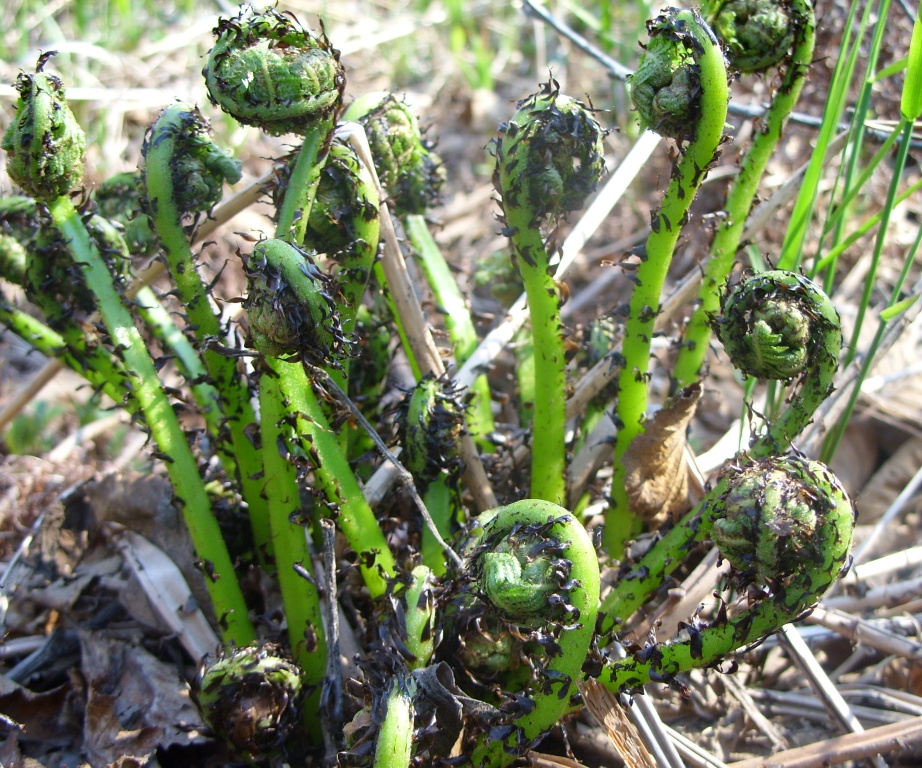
[599,270,844,632]
[462,499,601,767]
[600,454,854,693]
[2,64,256,646]
[714,269,842,456]
[141,103,271,562]
[493,81,606,505]
[672,0,817,389]
[606,9,729,555]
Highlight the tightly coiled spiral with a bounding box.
[342,92,445,216]
[709,454,855,586]
[2,66,86,201]
[714,270,842,454]
[493,79,606,223]
[705,0,797,73]
[203,6,345,136]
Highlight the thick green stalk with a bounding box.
[258,367,325,738]
[142,103,270,562]
[276,120,335,244]
[672,0,816,389]
[493,83,606,504]
[600,456,854,693]
[133,286,224,439]
[242,238,393,595]
[606,9,729,555]
[49,195,255,646]
[466,499,600,767]
[278,360,396,598]
[373,675,416,768]
[306,138,381,339]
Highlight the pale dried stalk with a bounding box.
[339,122,497,511]
[826,575,922,613]
[722,674,790,752]
[727,715,922,768]
[806,604,922,661]
[778,625,888,768]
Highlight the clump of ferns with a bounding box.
[0,3,863,766]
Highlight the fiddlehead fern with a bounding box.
[493,80,606,504]
[303,137,380,337]
[713,269,841,456]
[141,102,271,566]
[203,6,344,137]
[1,64,85,202]
[0,63,255,645]
[342,92,444,216]
[194,644,304,762]
[244,238,396,599]
[705,0,797,73]
[606,9,729,554]
[244,237,350,366]
[600,454,854,694]
[456,499,601,765]
[671,0,816,389]
[396,373,466,490]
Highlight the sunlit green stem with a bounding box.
[673,0,816,389]
[274,359,395,597]
[49,195,255,646]
[494,85,605,504]
[143,103,269,562]
[258,367,325,739]
[134,286,224,439]
[0,299,125,405]
[276,118,335,244]
[404,565,436,669]
[373,675,416,768]
[606,9,729,556]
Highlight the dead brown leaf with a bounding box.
[0,674,83,759]
[78,630,206,767]
[623,383,701,526]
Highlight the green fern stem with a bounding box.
[466,499,601,766]
[494,83,606,505]
[276,119,336,245]
[142,103,270,563]
[243,238,394,597]
[48,195,255,646]
[403,565,437,669]
[672,0,816,389]
[278,360,396,598]
[606,9,729,556]
[258,366,325,741]
[134,286,225,440]
[373,674,416,768]
[0,299,125,406]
